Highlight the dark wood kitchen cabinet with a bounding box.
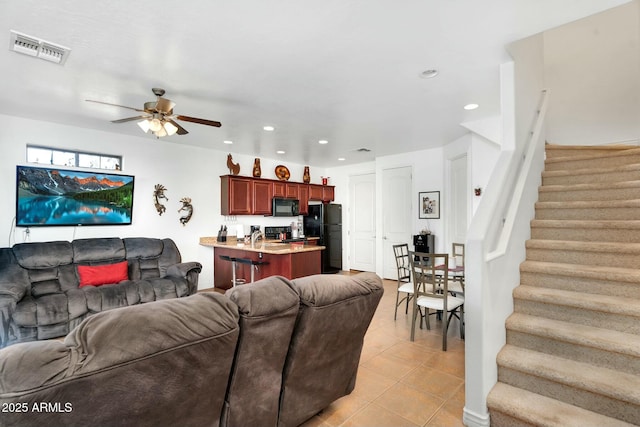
[252,179,273,214]
[221,175,334,215]
[309,184,334,202]
[221,176,252,215]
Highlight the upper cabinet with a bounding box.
[221,176,253,215]
[308,184,334,203]
[220,175,334,215]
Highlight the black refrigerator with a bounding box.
[304,203,342,273]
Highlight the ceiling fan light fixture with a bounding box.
[163,121,178,136]
[155,126,168,138]
[137,119,151,133]
[149,118,163,132]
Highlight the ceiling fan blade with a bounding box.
[167,119,189,135]
[155,97,176,114]
[86,99,146,112]
[112,115,149,124]
[176,115,222,127]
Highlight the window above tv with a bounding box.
[26,145,123,171]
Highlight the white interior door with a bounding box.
[349,173,376,272]
[382,166,412,279]
[450,155,468,246]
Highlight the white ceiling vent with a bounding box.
[9,30,70,65]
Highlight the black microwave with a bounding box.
[272,198,300,217]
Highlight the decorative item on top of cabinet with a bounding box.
[178,197,193,225]
[275,165,290,181]
[303,166,310,184]
[227,153,240,175]
[253,158,261,177]
[321,176,329,185]
[153,184,168,216]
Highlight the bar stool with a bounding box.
[219,255,245,287]
[236,258,269,283]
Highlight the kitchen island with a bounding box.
[200,237,325,290]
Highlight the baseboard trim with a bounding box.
[463,407,490,427]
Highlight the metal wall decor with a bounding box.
[178,197,193,225]
[418,191,440,219]
[153,184,168,215]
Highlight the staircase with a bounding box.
[487,144,640,427]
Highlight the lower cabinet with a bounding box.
[214,247,322,290]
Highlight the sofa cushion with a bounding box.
[84,281,142,313]
[77,261,128,287]
[222,276,300,427]
[278,272,384,427]
[12,241,73,269]
[72,238,125,264]
[0,293,240,427]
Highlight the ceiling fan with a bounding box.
[86,88,221,138]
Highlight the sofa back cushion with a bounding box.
[0,292,240,427]
[124,237,181,280]
[12,241,78,295]
[222,275,300,427]
[278,272,384,427]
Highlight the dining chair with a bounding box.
[449,243,465,295]
[409,251,464,351]
[392,243,414,320]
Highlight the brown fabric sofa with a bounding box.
[0,272,383,427]
[0,237,202,348]
[0,292,240,427]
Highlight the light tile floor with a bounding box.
[301,277,465,427]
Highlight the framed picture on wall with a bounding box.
[418,191,440,219]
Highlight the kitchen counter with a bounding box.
[200,237,325,289]
[199,237,323,254]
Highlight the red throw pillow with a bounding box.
[78,261,129,287]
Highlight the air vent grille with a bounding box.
[9,30,70,65]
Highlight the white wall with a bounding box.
[544,1,640,145]
[470,134,501,215]
[0,113,325,289]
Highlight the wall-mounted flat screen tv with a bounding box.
[16,165,135,227]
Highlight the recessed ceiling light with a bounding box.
[338,157,345,161]
[318,140,329,145]
[263,126,275,131]
[464,103,479,110]
[276,150,285,154]
[223,140,233,144]
[419,69,439,79]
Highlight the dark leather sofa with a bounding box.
[0,272,383,427]
[0,237,202,348]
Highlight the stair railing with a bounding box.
[463,89,549,427]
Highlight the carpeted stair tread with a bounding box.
[487,383,637,427]
[536,199,640,210]
[542,162,640,179]
[545,146,640,165]
[520,260,640,284]
[527,239,640,254]
[513,285,640,320]
[496,345,640,406]
[531,219,640,230]
[540,180,640,193]
[506,312,640,358]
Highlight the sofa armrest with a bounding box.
[166,262,202,278]
[0,263,29,302]
[165,262,202,295]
